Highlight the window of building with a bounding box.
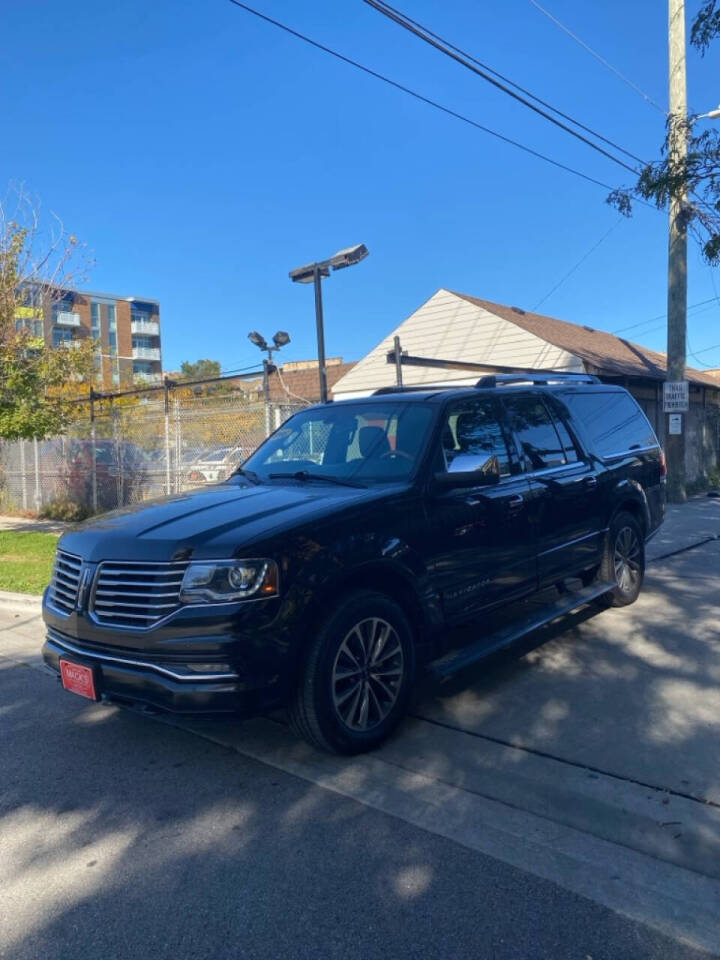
[52,297,74,324]
[107,304,119,384]
[91,302,102,340]
[15,316,43,338]
[560,390,657,459]
[503,396,568,471]
[132,335,154,350]
[440,398,511,477]
[53,327,74,347]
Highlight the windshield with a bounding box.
[242,402,434,484]
[203,448,233,462]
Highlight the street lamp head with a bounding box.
[289,243,369,282]
[248,331,268,351]
[273,330,291,348]
[328,243,369,271]
[289,262,330,284]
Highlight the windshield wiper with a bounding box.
[268,470,366,489]
[231,468,262,485]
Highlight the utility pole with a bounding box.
[665,0,688,502]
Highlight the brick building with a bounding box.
[15,286,162,388]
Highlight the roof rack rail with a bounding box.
[372,384,450,395]
[475,373,600,388]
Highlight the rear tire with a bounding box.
[289,590,416,755]
[596,511,645,607]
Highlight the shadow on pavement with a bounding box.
[1,649,714,960]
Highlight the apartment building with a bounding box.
[15,286,162,388]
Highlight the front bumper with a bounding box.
[43,627,278,716]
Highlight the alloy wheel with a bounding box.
[614,526,642,594]
[331,617,404,731]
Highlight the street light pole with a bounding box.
[313,266,328,404]
[248,330,291,435]
[289,244,369,405]
[665,0,688,503]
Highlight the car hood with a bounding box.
[58,480,398,562]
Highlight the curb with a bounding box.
[0,590,43,613]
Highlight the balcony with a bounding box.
[134,371,163,385]
[55,311,81,327]
[131,319,160,336]
[132,346,162,361]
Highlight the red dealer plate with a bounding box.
[59,660,98,701]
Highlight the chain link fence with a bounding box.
[0,394,304,517]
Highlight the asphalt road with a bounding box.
[0,659,713,960]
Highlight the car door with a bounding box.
[501,392,605,587]
[424,395,536,623]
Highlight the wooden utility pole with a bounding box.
[665,0,688,502]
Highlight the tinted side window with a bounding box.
[441,398,511,477]
[553,416,580,463]
[561,391,657,458]
[504,396,567,470]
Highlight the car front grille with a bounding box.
[91,560,189,629]
[48,551,83,614]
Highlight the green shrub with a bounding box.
[38,497,90,522]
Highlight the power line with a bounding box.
[363,0,640,175]
[367,0,646,167]
[687,339,720,363]
[527,0,667,115]
[532,217,624,310]
[226,0,619,192]
[611,297,720,334]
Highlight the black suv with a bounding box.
[42,374,665,754]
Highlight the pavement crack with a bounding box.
[649,535,719,565]
[409,714,720,811]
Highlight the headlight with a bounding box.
[180,559,279,604]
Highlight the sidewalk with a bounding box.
[647,497,720,560]
[0,515,71,534]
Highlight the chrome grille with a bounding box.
[91,560,189,629]
[48,551,83,614]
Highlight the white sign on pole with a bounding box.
[668,413,683,435]
[663,380,689,412]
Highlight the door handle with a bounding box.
[570,475,598,488]
[506,493,524,511]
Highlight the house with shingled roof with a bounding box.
[332,289,720,483]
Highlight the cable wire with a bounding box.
[368,0,647,166]
[611,297,720,334]
[532,217,624,310]
[226,0,620,192]
[528,0,667,115]
[363,0,640,175]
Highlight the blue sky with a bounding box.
[2,0,718,373]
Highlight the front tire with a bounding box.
[289,590,416,755]
[596,511,645,607]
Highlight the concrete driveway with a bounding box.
[1,499,719,958]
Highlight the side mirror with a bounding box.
[433,469,501,491]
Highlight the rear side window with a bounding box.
[503,396,568,470]
[561,390,657,459]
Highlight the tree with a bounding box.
[608,3,720,264]
[690,0,720,52]
[0,184,94,440]
[179,358,222,381]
